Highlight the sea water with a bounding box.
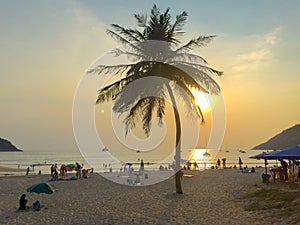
[0,148,269,176]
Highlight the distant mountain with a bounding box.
[0,137,22,151]
[253,124,300,150]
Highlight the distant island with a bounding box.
[253,124,300,150]
[0,137,22,152]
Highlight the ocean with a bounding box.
[0,148,269,176]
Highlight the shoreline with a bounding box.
[0,166,25,173]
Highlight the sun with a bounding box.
[191,89,211,112]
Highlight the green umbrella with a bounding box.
[66,163,75,167]
[27,182,55,194]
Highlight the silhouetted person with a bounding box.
[26,167,30,175]
[222,158,226,168]
[280,160,288,181]
[19,194,27,210]
[217,159,221,167]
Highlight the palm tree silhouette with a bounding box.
[89,5,222,194]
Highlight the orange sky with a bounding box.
[1,1,299,152]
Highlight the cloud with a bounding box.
[264,26,283,45]
[232,26,282,72]
[232,49,272,72]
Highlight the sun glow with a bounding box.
[187,149,212,169]
[191,90,211,112]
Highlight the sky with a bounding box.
[1,0,299,153]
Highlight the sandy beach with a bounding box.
[0,168,298,225]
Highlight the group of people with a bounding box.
[74,163,91,179]
[216,158,227,169]
[241,166,256,173]
[272,159,298,182]
[49,162,91,180]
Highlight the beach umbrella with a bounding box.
[65,163,75,171]
[27,182,55,195]
[249,152,270,174]
[249,152,270,159]
[264,145,300,160]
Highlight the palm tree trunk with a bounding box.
[166,83,183,194]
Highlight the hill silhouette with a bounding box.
[253,124,300,150]
[0,137,22,151]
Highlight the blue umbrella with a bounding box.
[249,152,270,159]
[249,152,271,174]
[264,145,300,160]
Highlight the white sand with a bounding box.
[0,168,277,225]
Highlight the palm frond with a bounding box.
[96,75,135,103]
[156,97,165,126]
[170,11,188,33]
[170,52,209,65]
[169,81,204,123]
[123,96,165,136]
[134,13,147,27]
[169,60,223,77]
[142,96,156,136]
[178,35,216,51]
[110,24,141,42]
[175,63,220,94]
[106,29,141,52]
[87,64,133,76]
[111,48,145,61]
[113,70,166,113]
[123,97,149,135]
[154,62,210,93]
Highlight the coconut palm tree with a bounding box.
[89,4,222,194]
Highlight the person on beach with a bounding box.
[33,200,41,211]
[222,158,226,168]
[52,170,58,181]
[60,164,67,177]
[298,166,300,185]
[280,160,288,181]
[26,167,30,175]
[139,159,144,174]
[50,164,56,177]
[76,162,82,179]
[82,169,88,178]
[19,194,28,210]
[217,158,221,168]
